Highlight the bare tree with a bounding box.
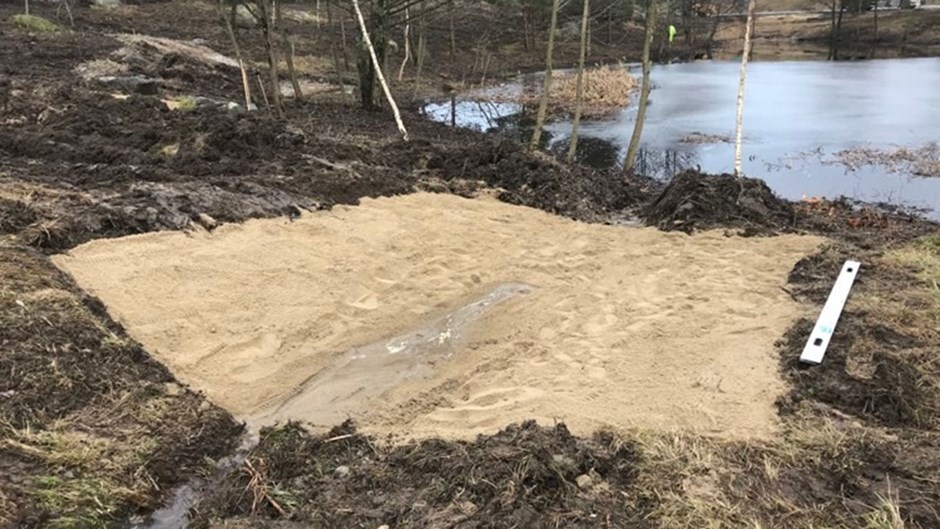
[275,2,304,101]
[623,0,657,175]
[567,0,591,162]
[352,0,410,140]
[244,0,285,115]
[733,0,756,177]
[529,0,561,151]
[398,5,411,80]
[221,0,254,110]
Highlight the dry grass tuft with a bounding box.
[550,67,637,113]
[515,66,637,119]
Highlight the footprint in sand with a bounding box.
[348,292,379,310]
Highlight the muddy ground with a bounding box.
[1,1,939,528]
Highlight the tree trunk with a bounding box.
[327,0,346,93]
[567,0,590,162]
[356,0,389,109]
[833,4,844,60]
[733,0,756,177]
[623,0,657,175]
[25,0,29,16]
[284,37,303,100]
[341,19,351,72]
[450,0,457,57]
[223,0,254,110]
[351,0,409,140]
[413,27,427,97]
[259,0,284,116]
[528,0,561,151]
[657,4,670,62]
[828,0,837,60]
[607,4,612,45]
[398,6,411,81]
[871,2,878,59]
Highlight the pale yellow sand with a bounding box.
[53,193,821,439]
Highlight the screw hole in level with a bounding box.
[813,338,823,346]
[847,267,854,272]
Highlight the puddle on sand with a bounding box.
[251,282,533,428]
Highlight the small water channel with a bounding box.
[423,58,940,219]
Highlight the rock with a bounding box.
[96,75,159,96]
[575,473,593,490]
[234,5,258,28]
[196,213,218,231]
[377,526,390,529]
[164,382,183,396]
[93,0,122,7]
[334,465,350,478]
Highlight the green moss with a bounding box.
[176,95,198,111]
[11,14,60,33]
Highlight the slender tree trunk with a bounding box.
[828,0,837,60]
[341,18,351,72]
[607,4,612,45]
[223,0,254,110]
[398,6,411,81]
[523,12,531,51]
[327,0,345,91]
[834,4,844,60]
[285,37,303,100]
[568,0,591,162]
[413,25,427,97]
[259,0,284,116]
[351,0,409,140]
[529,0,561,151]
[871,2,878,58]
[450,0,457,57]
[623,0,657,175]
[25,0,29,16]
[733,0,756,177]
[356,0,387,109]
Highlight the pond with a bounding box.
[423,58,940,219]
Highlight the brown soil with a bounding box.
[195,421,647,528]
[643,170,797,235]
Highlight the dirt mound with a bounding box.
[643,171,796,234]
[428,138,644,221]
[195,421,645,528]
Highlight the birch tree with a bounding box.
[623,0,657,175]
[567,0,590,162]
[529,0,561,151]
[733,0,756,177]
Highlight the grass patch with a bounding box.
[32,475,137,529]
[11,14,60,33]
[887,232,940,299]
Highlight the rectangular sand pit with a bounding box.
[53,193,821,439]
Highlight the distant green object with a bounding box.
[11,14,60,33]
[668,24,677,43]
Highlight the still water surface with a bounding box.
[424,58,940,218]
